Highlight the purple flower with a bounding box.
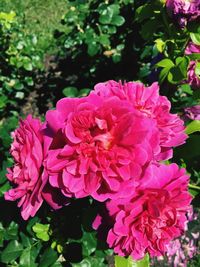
[166,0,200,27]
[185,105,200,120]
[185,42,200,89]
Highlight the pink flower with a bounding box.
[185,42,200,89]
[4,115,66,220]
[105,163,192,260]
[45,93,159,201]
[184,105,200,120]
[94,81,187,160]
[166,0,200,27]
[4,115,47,220]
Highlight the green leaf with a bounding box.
[175,57,189,78]
[1,240,23,263]
[190,32,200,45]
[195,62,200,77]
[5,221,18,240]
[0,223,5,247]
[99,4,120,25]
[62,87,78,97]
[87,43,100,56]
[0,95,8,109]
[156,59,174,68]
[159,67,170,84]
[24,62,33,71]
[19,246,38,267]
[0,181,10,197]
[155,39,165,53]
[99,34,110,47]
[32,223,50,241]
[179,84,193,95]
[187,53,200,60]
[186,120,200,135]
[135,4,154,22]
[189,188,199,197]
[39,248,58,267]
[111,15,125,26]
[82,232,97,257]
[167,66,185,84]
[115,254,149,267]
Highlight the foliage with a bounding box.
[0,11,44,117]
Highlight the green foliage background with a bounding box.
[0,0,200,266]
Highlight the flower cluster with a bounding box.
[166,0,200,28]
[5,81,192,260]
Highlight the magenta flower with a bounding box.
[4,115,66,220]
[185,42,200,89]
[94,81,187,160]
[105,163,192,260]
[184,105,200,120]
[45,92,160,201]
[4,115,48,220]
[166,0,200,27]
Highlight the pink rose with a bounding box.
[45,92,159,201]
[4,115,47,220]
[94,81,187,160]
[166,0,200,27]
[106,163,192,260]
[185,42,200,89]
[4,115,66,220]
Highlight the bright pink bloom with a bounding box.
[106,163,192,260]
[185,42,200,89]
[45,93,159,201]
[94,81,187,160]
[4,115,65,220]
[4,115,47,220]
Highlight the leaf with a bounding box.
[24,62,33,71]
[39,247,58,267]
[167,66,185,84]
[187,53,200,60]
[190,32,200,45]
[186,120,200,135]
[1,240,23,263]
[111,15,125,26]
[19,246,38,267]
[82,232,97,257]
[155,39,165,53]
[179,84,193,95]
[62,87,78,97]
[99,34,110,47]
[195,62,200,77]
[32,223,50,241]
[0,181,10,198]
[115,254,149,267]
[5,221,18,240]
[87,42,100,56]
[175,56,189,78]
[156,59,174,68]
[189,188,199,197]
[135,4,154,22]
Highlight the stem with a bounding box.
[189,183,200,191]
